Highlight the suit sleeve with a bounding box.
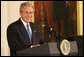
[7,25,18,56]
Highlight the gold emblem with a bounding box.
[60,39,71,55]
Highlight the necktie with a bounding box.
[26,24,32,43]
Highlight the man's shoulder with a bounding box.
[30,22,39,27]
[30,22,38,25]
[7,19,21,29]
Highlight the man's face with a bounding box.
[20,6,34,23]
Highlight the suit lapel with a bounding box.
[30,22,34,35]
[30,22,35,38]
[18,19,31,45]
[30,22,38,45]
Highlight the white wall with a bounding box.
[1,1,27,56]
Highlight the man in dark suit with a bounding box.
[7,2,44,56]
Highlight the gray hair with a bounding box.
[20,2,35,13]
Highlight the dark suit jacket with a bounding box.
[7,18,44,56]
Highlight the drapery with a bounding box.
[34,1,54,27]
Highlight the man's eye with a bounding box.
[30,12,33,14]
[25,12,33,14]
[25,12,28,13]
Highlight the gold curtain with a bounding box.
[77,1,83,35]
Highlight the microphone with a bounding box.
[43,24,64,39]
[49,28,64,39]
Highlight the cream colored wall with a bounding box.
[1,1,9,56]
[1,1,27,56]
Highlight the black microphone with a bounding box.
[43,24,64,39]
[42,24,51,33]
[49,28,64,39]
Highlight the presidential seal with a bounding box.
[60,39,71,55]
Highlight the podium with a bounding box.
[16,43,60,56]
[16,41,78,56]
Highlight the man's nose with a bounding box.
[27,13,31,16]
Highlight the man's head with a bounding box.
[19,2,34,23]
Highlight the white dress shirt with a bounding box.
[20,18,32,36]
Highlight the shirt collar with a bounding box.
[20,18,31,31]
[20,18,32,35]
[20,18,30,25]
